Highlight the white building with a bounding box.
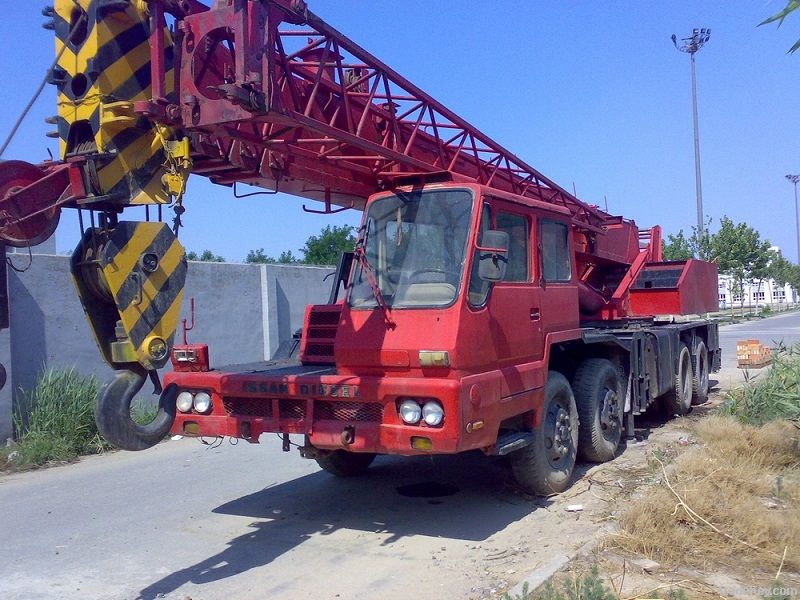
[717,275,796,309]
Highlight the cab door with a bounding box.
[463,200,543,395]
[537,218,580,336]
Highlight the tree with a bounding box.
[186,249,225,262]
[663,230,692,261]
[710,216,772,311]
[246,248,273,264]
[276,250,300,264]
[301,225,356,265]
[760,0,800,53]
[766,253,794,286]
[246,248,301,264]
[689,218,713,261]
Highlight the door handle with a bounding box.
[530,308,540,321]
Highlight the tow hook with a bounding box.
[341,425,355,446]
[95,367,177,451]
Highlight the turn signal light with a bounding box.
[411,436,433,451]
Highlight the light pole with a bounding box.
[672,28,711,237]
[786,174,800,264]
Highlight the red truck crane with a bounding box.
[0,0,719,494]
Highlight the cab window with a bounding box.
[467,204,492,306]
[496,212,529,282]
[541,219,571,282]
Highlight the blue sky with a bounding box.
[1,1,798,262]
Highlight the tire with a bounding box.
[572,358,623,463]
[510,371,579,496]
[662,342,693,416]
[315,450,376,477]
[691,341,709,405]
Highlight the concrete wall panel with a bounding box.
[0,254,333,438]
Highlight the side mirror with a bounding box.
[477,230,509,282]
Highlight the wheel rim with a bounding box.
[544,400,573,467]
[599,386,620,441]
[699,350,709,392]
[681,352,692,403]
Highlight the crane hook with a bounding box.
[95,366,178,451]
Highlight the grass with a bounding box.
[723,343,800,425]
[1,368,160,471]
[504,565,687,600]
[505,566,617,600]
[610,415,800,575]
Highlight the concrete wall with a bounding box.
[0,254,333,441]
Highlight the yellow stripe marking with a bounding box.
[101,224,160,295]
[119,240,184,325]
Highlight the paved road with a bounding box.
[1,435,604,600]
[715,309,800,389]
[2,311,798,600]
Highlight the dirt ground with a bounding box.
[506,387,800,600]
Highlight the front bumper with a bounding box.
[165,370,474,455]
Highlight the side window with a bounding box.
[468,204,492,306]
[496,212,529,282]
[541,220,571,282]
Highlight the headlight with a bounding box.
[398,399,422,424]
[193,391,213,414]
[176,391,194,413]
[422,401,444,427]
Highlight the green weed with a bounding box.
[505,566,616,600]
[4,368,107,470]
[723,343,800,425]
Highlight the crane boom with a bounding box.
[0,0,612,243]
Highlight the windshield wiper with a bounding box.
[354,226,396,329]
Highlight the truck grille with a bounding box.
[222,398,382,424]
[300,304,342,365]
[223,397,273,418]
[316,401,383,423]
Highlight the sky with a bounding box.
[1,1,798,262]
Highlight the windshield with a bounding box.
[349,189,473,309]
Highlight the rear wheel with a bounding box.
[510,371,578,496]
[572,358,623,463]
[315,450,376,477]
[691,341,709,405]
[662,342,693,416]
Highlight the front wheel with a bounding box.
[315,450,376,477]
[510,371,578,496]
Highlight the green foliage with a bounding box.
[760,0,800,53]
[723,343,800,425]
[186,249,225,262]
[246,248,300,264]
[767,253,800,290]
[663,230,692,261]
[710,216,773,299]
[662,218,712,261]
[6,368,107,469]
[301,225,356,265]
[504,566,616,600]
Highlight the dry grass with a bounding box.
[610,415,800,574]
